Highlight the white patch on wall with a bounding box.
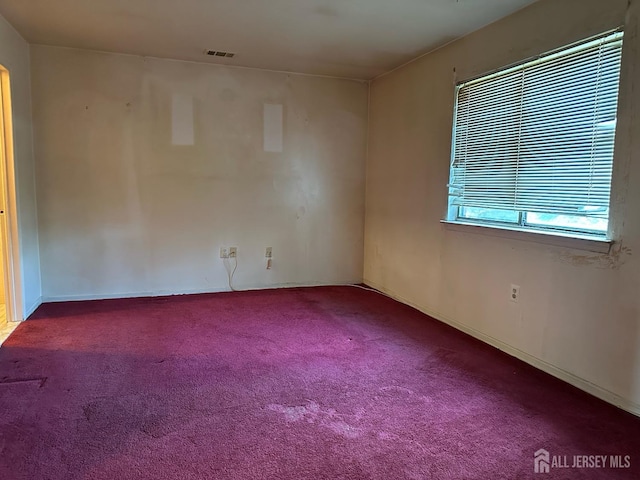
[172,93,194,146]
[263,104,283,153]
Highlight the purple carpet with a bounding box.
[0,286,638,479]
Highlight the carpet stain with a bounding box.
[268,402,319,422]
[327,419,360,439]
[140,414,175,439]
[377,431,428,454]
[267,401,362,439]
[80,395,183,440]
[268,386,462,443]
[379,385,415,396]
[0,376,47,388]
[81,404,94,422]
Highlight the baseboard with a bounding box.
[22,296,43,320]
[363,278,640,418]
[42,280,363,303]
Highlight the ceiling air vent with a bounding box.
[205,50,235,58]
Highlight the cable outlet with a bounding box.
[265,247,272,258]
[510,284,520,303]
[220,247,229,259]
[229,247,237,258]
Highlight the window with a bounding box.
[447,30,624,238]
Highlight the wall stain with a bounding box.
[219,88,237,102]
[314,6,339,18]
[559,243,632,269]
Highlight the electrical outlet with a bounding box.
[510,284,520,303]
[229,247,237,258]
[265,247,272,258]
[220,247,229,259]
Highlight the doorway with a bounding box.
[0,64,19,345]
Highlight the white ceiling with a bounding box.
[0,0,538,79]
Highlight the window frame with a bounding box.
[455,207,610,237]
[445,29,624,243]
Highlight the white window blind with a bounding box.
[449,31,623,225]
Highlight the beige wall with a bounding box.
[0,14,41,319]
[31,46,368,300]
[365,0,640,413]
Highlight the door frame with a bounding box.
[0,65,22,323]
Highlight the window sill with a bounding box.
[440,220,613,253]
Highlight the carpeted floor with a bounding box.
[0,286,638,479]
